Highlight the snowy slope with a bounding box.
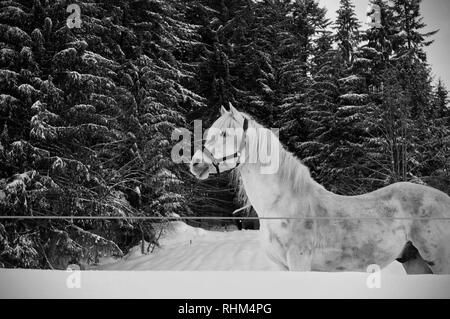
[98,220,406,274]
[98,221,279,271]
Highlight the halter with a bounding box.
[202,118,249,176]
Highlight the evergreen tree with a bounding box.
[433,79,449,119]
[334,0,360,65]
[224,0,280,124]
[391,0,437,62]
[362,0,397,90]
[277,0,330,159]
[325,0,369,193]
[0,0,45,268]
[360,0,437,188]
[420,79,450,192]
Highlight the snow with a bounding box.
[1,268,450,299]
[1,221,450,298]
[98,221,278,271]
[340,93,369,102]
[338,105,366,112]
[338,75,361,84]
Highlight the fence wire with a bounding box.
[1,216,450,221]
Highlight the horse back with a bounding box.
[366,182,450,219]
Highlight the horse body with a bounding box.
[190,105,450,274]
[246,164,450,273]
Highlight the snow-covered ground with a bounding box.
[98,220,406,273]
[1,221,450,298]
[97,221,280,271]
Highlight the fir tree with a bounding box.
[276,0,329,152]
[334,0,360,65]
[391,0,437,62]
[325,0,369,193]
[433,79,449,119]
[360,0,437,188]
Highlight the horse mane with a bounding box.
[226,112,322,209]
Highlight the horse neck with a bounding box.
[238,140,315,218]
[237,165,279,217]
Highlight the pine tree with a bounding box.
[433,79,449,119]
[301,29,343,191]
[323,0,370,193]
[362,0,397,90]
[0,0,55,268]
[419,79,450,192]
[334,0,360,65]
[277,0,329,153]
[186,0,242,120]
[359,0,437,189]
[223,0,280,125]
[391,0,437,62]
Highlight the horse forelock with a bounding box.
[210,111,251,131]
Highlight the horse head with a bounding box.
[190,102,249,180]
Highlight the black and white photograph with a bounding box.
[1,0,450,301]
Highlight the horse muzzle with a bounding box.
[190,158,212,180]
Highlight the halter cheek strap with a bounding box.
[202,118,248,176]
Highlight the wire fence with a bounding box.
[1,215,450,221]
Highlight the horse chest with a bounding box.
[259,222,287,258]
[260,221,310,262]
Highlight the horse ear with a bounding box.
[220,105,228,115]
[229,102,238,115]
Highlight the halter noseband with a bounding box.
[202,118,248,176]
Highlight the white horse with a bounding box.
[190,104,450,274]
